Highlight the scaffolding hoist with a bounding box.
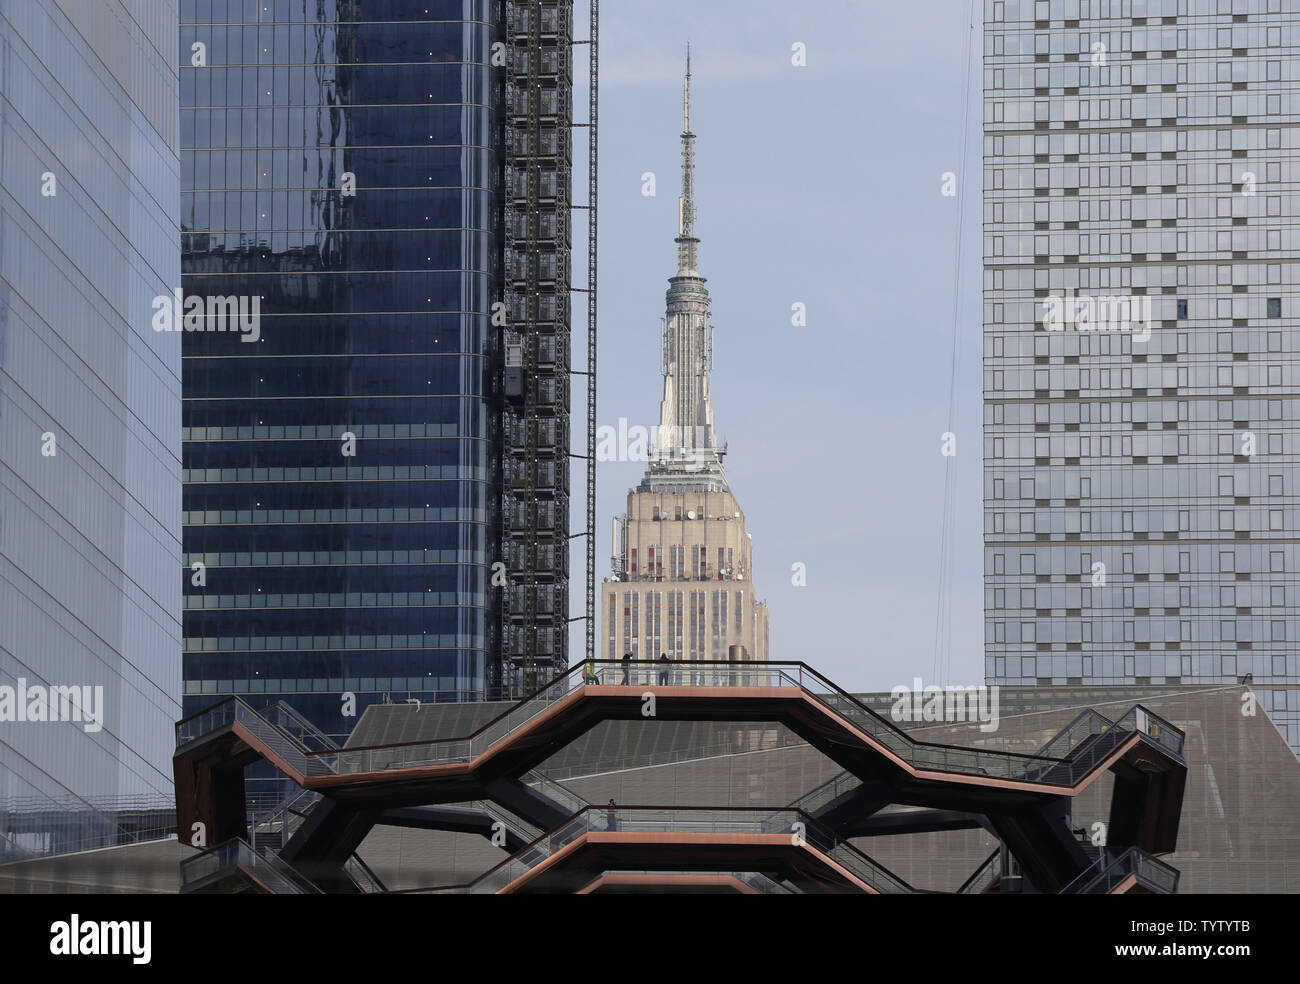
[498,0,593,699]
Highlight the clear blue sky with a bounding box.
[569,0,986,693]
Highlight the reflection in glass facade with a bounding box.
[984,0,1300,750]
[0,0,182,857]
[180,0,504,739]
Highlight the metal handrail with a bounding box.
[1060,847,1180,895]
[181,837,321,894]
[785,770,862,815]
[522,769,589,815]
[249,787,317,850]
[400,806,917,895]
[1032,708,1114,760]
[268,701,339,751]
[343,853,388,894]
[956,849,1001,894]
[473,799,546,846]
[177,661,1185,787]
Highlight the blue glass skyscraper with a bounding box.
[180,0,508,736]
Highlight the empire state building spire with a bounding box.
[676,45,699,276]
[643,47,728,494]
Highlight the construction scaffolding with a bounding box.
[498,0,580,698]
[584,0,598,670]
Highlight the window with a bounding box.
[1177,299,1187,319]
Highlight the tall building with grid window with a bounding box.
[983,0,1300,750]
[601,59,769,670]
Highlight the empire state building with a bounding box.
[602,55,770,667]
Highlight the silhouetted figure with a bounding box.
[658,653,670,686]
[621,652,632,685]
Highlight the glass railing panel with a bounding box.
[181,838,321,894]
[1034,710,1113,760]
[176,699,238,745]
[251,847,321,895]
[1060,847,1176,895]
[474,800,545,845]
[179,840,233,886]
[248,787,318,849]
[1136,854,1180,894]
[1128,706,1186,758]
[735,871,794,894]
[344,853,388,894]
[522,769,589,816]
[268,701,338,750]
